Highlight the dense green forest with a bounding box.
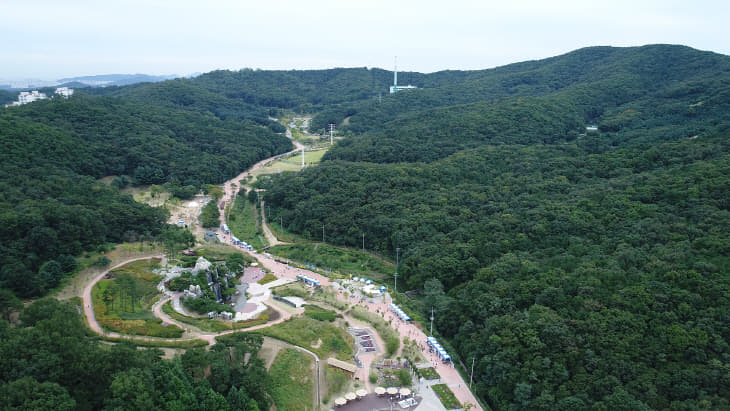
[258,45,730,409]
[312,45,730,136]
[2,44,729,409]
[0,299,267,410]
[86,67,412,129]
[0,89,15,105]
[0,95,291,298]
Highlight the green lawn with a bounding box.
[268,348,314,411]
[269,243,394,281]
[278,149,326,165]
[256,317,354,360]
[258,272,278,285]
[227,196,267,250]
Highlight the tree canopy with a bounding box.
[0,299,269,411]
[257,45,730,409]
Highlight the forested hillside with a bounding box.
[313,45,730,137]
[87,67,411,128]
[0,299,269,410]
[0,95,291,297]
[258,45,730,409]
[0,89,14,105]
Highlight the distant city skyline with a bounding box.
[1,0,729,80]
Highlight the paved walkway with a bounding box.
[81,135,483,410]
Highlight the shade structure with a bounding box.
[334,397,346,406]
[399,387,411,397]
[345,392,357,401]
[356,389,367,398]
[374,387,386,395]
[387,387,399,395]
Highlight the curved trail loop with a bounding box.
[81,135,483,409]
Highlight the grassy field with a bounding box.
[269,243,394,281]
[303,304,337,322]
[227,196,267,250]
[53,242,163,300]
[264,220,301,243]
[92,259,183,338]
[322,367,350,406]
[268,348,315,411]
[432,384,462,409]
[256,317,354,360]
[161,301,272,332]
[245,148,327,187]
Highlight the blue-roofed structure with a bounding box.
[427,336,452,361]
[297,273,320,287]
[389,303,411,322]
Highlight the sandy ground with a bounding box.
[167,194,211,239]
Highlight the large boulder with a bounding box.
[192,257,212,274]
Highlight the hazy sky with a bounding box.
[1,0,729,79]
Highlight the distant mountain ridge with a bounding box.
[0,73,181,90]
[57,73,180,86]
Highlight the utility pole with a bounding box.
[394,247,400,293]
[430,306,434,336]
[301,145,305,169]
[328,123,335,145]
[470,356,476,389]
[322,224,325,243]
[362,233,365,253]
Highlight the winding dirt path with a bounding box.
[260,200,288,247]
[80,132,482,409]
[79,254,202,344]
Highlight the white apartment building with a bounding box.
[17,90,48,104]
[54,87,74,98]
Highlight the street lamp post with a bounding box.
[430,306,434,336]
